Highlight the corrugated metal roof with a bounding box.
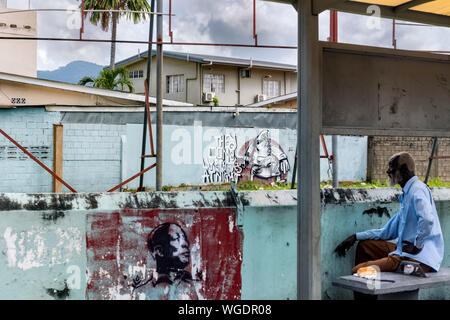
[115,49,297,72]
[267,0,450,27]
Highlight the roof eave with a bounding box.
[0,72,193,107]
[264,0,450,28]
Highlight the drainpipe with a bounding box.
[186,62,199,104]
[236,68,241,106]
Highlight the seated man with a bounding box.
[335,152,444,287]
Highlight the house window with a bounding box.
[129,70,144,79]
[203,74,225,93]
[263,79,281,98]
[167,74,185,93]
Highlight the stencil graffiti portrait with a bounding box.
[86,208,242,300]
[202,130,290,184]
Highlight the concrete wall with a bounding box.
[0,188,449,300]
[0,108,367,193]
[368,136,450,182]
[0,108,60,193]
[125,123,367,189]
[62,123,126,192]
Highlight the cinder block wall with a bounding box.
[0,108,61,192]
[62,123,126,192]
[0,108,127,193]
[368,136,450,183]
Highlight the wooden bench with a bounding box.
[333,267,450,300]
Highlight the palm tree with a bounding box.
[81,0,151,70]
[79,67,135,93]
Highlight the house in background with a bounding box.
[115,50,298,106]
[0,0,37,77]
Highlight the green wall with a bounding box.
[0,189,449,299]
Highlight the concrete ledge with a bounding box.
[0,191,235,212]
[333,267,450,296]
[321,188,450,204]
[1,188,449,211]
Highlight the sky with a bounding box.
[6,0,450,71]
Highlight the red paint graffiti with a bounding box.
[86,208,242,300]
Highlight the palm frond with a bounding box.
[78,76,95,86]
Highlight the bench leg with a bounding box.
[377,289,419,300]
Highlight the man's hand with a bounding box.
[334,234,357,257]
[402,241,422,255]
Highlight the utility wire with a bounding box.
[0,9,172,15]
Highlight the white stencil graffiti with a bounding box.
[243,130,290,182]
[202,130,290,183]
[202,134,243,183]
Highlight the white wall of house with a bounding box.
[124,56,297,106]
[0,8,37,77]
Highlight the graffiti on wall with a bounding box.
[131,223,199,291]
[202,130,290,184]
[202,134,243,183]
[86,208,242,300]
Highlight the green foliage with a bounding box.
[81,0,151,32]
[235,180,290,191]
[78,67,135,92]
[122,177,450,193]
[80,0,151,68]
[212,96,219,107]
[427,177,450,188]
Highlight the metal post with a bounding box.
[393,19,397,49]
[424,137,438,184]
[332,135,338,188]
[297,0,321,300]
[330,10,338,189]
[139,0,155,191]
[291,148,297,189]
[156,0,163,191]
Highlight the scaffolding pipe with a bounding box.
[0,128,77,193]
[0,36,297,49]
[139,0,156,191]
[330,10,338,188]
[108,163,157,192]
[332,135,338,188]
[169,0,173,43]
[253,0,258,46]
[424,137,438,184]
[155,0,163,191]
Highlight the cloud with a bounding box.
[5,0,450,71]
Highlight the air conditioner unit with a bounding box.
[254,94,267,103]
[203,92,215,102]
[240,69,251,78]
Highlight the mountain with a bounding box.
[38,61,105,84]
